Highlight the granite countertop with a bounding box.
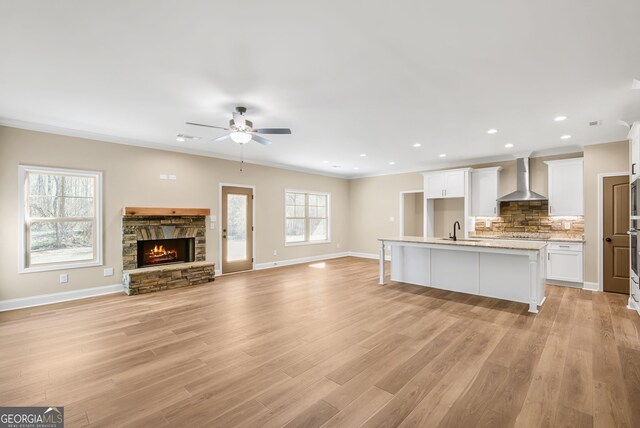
[469,234,585,243]
[379,236,547,251]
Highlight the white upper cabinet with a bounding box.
[424,173,446,199]
[423,170,466,199]
[471,167,502,217]
[545,158,584,216]
[444,171,465,198]
[630,122,640,181]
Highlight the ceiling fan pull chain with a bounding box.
[240,145,244,172]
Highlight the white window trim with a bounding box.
[18,165,103,273]
[284,189,331,246]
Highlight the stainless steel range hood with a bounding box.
[496,157,547,202]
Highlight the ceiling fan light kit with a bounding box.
[230,131,252,144]
[186,106,292,146]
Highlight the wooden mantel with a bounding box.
[122,207,211,217]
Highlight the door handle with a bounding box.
[223,235,227,239]
[605,237,612,242]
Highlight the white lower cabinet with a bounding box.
[546,242,583,284]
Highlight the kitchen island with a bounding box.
[378,237,547,313]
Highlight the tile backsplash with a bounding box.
[473,201,584,240]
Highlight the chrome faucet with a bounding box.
[450,221,461,241]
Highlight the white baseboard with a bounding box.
[253,252,350,270]
[582,281,600,291]
[0,284,124,312]
[348,251,391,261]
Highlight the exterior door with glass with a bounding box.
[221,186,253,273]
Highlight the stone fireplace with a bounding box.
[121,208,215,295]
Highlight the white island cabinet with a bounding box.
[378,237,547,313]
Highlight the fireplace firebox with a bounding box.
[137,238,195,268]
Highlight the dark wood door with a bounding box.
[603,175,630,294]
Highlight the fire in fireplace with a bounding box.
[137,238,195,268]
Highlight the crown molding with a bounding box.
[0,118,347,180]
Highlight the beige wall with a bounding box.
[413,192,424,236]
[402,192,424,236]
[0,124,629,301]
[348,173,423,254]
[433,198,465,237]
[583,141,629,284]
[0,126,349,300]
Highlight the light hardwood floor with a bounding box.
[1,256,640,427]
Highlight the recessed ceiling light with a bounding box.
[439,154,447,158]
[560,134,572,140]
[487,129,498,134]
[505,143,514,148]
[554,115,567,121]
[389,161,395,165]
[353,167,359,170]
[323,160,329,164]
[360,153,367,157]
[176,136,186,142]
[413,143,422,148]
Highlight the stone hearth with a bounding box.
[123,261,214,295]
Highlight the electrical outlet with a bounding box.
[389,216,395,222]
[209,215,216,229]
[159,174,168,179]
[104,267,114,277]
[273,250,277,256]
[59,274,68,284]
[564,222,571,230]
[337,243,340,249]
[168,175,177,180]
[485,220,491,228]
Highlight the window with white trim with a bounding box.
[19,165,103,272]
[285,191,330,244]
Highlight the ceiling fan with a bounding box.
[186,106,291,145]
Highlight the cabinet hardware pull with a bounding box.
[633,163,636,175]
[559,245,570,248]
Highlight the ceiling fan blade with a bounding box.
[251,134,272,145]
[232,112,246,129]
[213,134,230,142]
[186,121,229,130]
[253,128,292,134]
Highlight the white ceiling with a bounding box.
[1,1,640,178]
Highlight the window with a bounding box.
[285,190,330,244]
[19,165,103,272]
